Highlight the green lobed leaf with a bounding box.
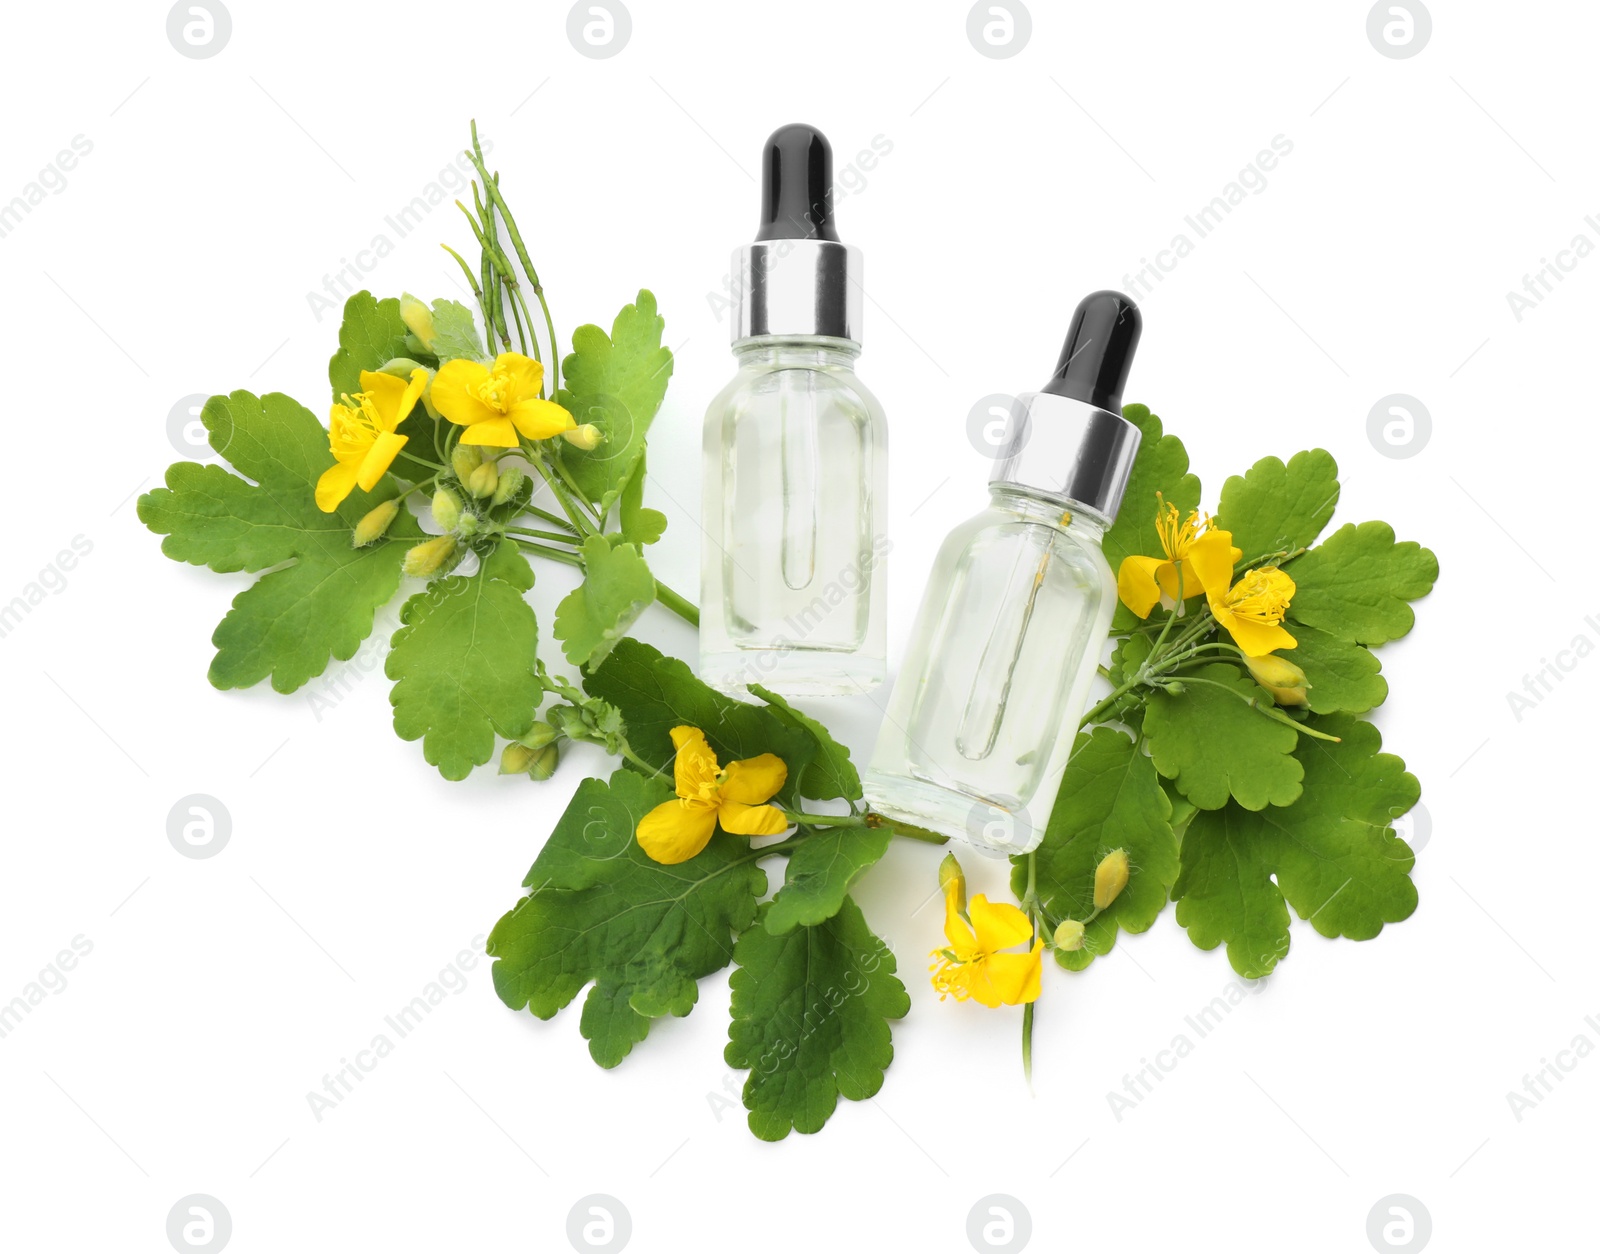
[726,897,908,1140]
[553,535,656,670]
[749,685,863,801]
[1172,714,1419,978]
[1284,521,1439,645]
[584,639,815,807]
[1103,405,1203,631]
[765,827,891,934]
[617,450,667,546]
[386,543,541,780]
[488,769,767,1067]
[138,389,421,693]
[329,291,410,400]
[427,297,487,362]
[1216,449,1340,561]
[1287,622,1388,715]
[1011,727,1178,970]
[555,290,675,510]
[1144,662,1303,810]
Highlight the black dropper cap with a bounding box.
[754,123,840,242]
[1041,290,1142,412]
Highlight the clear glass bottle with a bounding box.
[865,291,1144,854]
[700,124,887,695]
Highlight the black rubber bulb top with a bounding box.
[754,123,840,242]
[1041,290,1142,412]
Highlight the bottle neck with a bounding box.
[988,484,1108,537]
[732,336,860,370]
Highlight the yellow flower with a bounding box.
[929,862,1043,1008]
[431,352,575,448]
[1210,566,1298,657]
[316,368,429,512]
[1117,496,1241,618]
[635,726,789,864]
[1243,652,1309,706]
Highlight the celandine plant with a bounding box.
[142,127,1438,1139]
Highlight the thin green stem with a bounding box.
[1021,1000,1035,1089]
[654,579,700,628]
[522,504,579,533]
[470,121,561,389]
[1174,675,1341,740]
[529,456,594,535]
[504,524,580,546]
[508,536,582,568]
[783,810,869,829]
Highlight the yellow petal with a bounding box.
[358,369,425,431]
[635,800,719,864]
[943,897,980,957]
[717,801,790,837]
[431,358,496,428]
[979,945,1044,1006]
[509,397,577,441]
[1185,527,1242,600]
[669,726,720,798]
[967,894,1034,952]
[459,418,520,448]
[1222,616,1298,657]
[355,431,407,492]
[1117,555,1167,618]
[315,461,360,512]
[493,352,545,401]
[720,753,788,806]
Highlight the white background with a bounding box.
[0,2,1592,1251]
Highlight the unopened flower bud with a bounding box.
[527,742,559,781]
[402,534,458,579]
[467,461,499,499]
[431,487,462,532]
[516,720,560,751]
[1243,652,1310,706]
[491,465,525,506]
[1053,919,1085,952]
[456,513,480,538]
[938,852,966,914]
[560,423,602,451]
[351,498,400,546]
[1093,849,1130,912]
[499,742,537,775]
[451,444,482,481]
[399,293,436,351]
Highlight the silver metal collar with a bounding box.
[732,239,862,345]
[989,392,1142,523]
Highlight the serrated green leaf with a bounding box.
[1144,662,1303,810]
[386,543,541,780]
[584,639,815,807]
[555,290,674,509]
[427,297,487,362]
[618,450,667,546]
[488,769,766,1067]
[1011,727,1177,970]
[1172,715,1419,977]
[749,684,862,801]
[1216,449,1340,561]
[1104,405,1202,631]
[553,535,656,670]
[766,827,891,934]
[138,389,420,693]
[1287,622,1387,714]
[1284,521,1439,645]
[726,897,908,1140]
